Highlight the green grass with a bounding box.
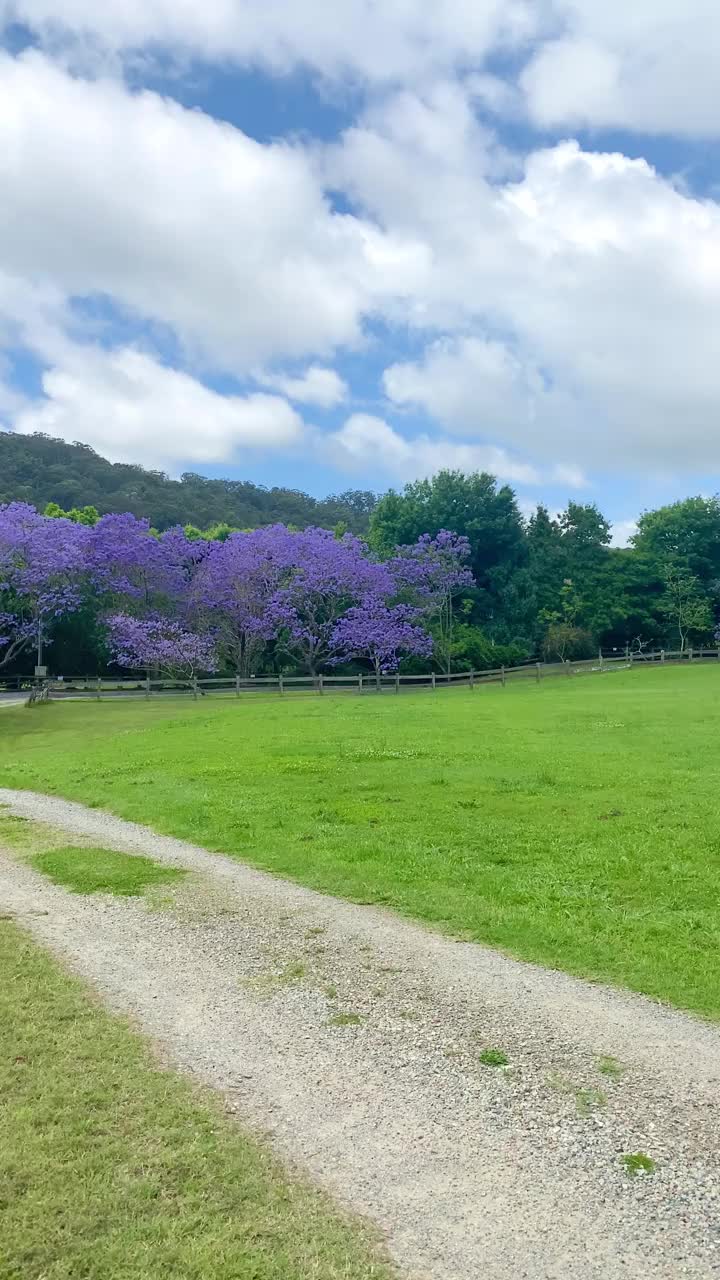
[478,1048,509,1068]
[0,921,391,1280]
[621,1153,656,1177]
[31,845,187,896]
[3,665,720,1017]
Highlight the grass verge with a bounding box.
[31,845,186,896]
[0,921,391,1280]
[3,665,720,1017]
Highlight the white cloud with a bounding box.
[4,48,720,487]
[257,366,348,408]
[326,413,541,485]
[384,336,554,443]
[610,519,638,549]
[0,0,537,83]
[12,344,304,471]
[0,52,424,371]
[522,1,720,137]
[326,85,720,471]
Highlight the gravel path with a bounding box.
[2,787,720,1279]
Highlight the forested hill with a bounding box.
[0,431,377,533]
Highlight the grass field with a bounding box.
[2,665,720,1018]
[0,921,391,1280]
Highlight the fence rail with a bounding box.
[3,645,720,702]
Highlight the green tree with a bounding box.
[659,562,713,652]
[370,470,527,636]
[45,502,100,526]
[634,497,720,587]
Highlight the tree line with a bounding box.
[1,463,718,678]
[0,431,377,534]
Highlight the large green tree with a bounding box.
[370,470,527,637]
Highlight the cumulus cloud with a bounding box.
[0,52,425,372]
[521,1,720,137]
[0,0,537,83]
[326,413,542,485]
[3,44,720,486]
[12,344,304,470]
[257,366,348,408]
[327,85,720,470]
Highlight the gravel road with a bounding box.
[1,787,720,1279]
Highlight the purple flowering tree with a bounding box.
[0,503,89,669]
[89,513,203,611]
[190,526,292,676]
[106,613,218,680]
[266,528,394,675]
[331,600,432,682]
[390,530,474,674]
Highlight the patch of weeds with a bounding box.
[280,962,307,983]
[0,813,50,851]
[479,1048,509,1068]
[372,987,385,998]
[398,1009,419,1021]
[327,1012,362,1028]
[376,965,402,975]
[622,1152,656,1177]
[324,985,338,1000]
[31,847,186,898]
[304,925,326,939]
[240,961,308,998]
[443,1046,462,1059]
[547,1073,606,1115]
[575,1086,607,1116]
[597,1055,625,1080]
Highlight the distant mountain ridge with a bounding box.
[0,431,377,533]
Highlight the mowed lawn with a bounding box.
[3,665,720,1018]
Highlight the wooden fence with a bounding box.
[3,646,720,702]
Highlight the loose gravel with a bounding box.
[2,787,720,1279]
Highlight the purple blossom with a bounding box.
[331,600,433,674]
[106,613,218,679]
[189,525,293,675]
[264,527,394,674]
[0,502,89,668]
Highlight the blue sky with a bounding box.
[1,2,720,542]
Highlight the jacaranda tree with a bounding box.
[0,503,89,669]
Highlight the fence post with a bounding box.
[661,650,666,663]
[470,669,475,690]
[376,669,381,693]
[625,643,629,661]
[96,675,102,701]
[598,648,604,672]
[235,674,241,698]
[432,672,436,691]
[395,672,400,695]
[192,677,199,701]
[536,662,542,683]
[278,673,284,696]
[318,674,324,696]
[501,665,506,687]
[566,660,572,677]
[689,647,694,663]
[145,675,151,700]
[358,672,363,695]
